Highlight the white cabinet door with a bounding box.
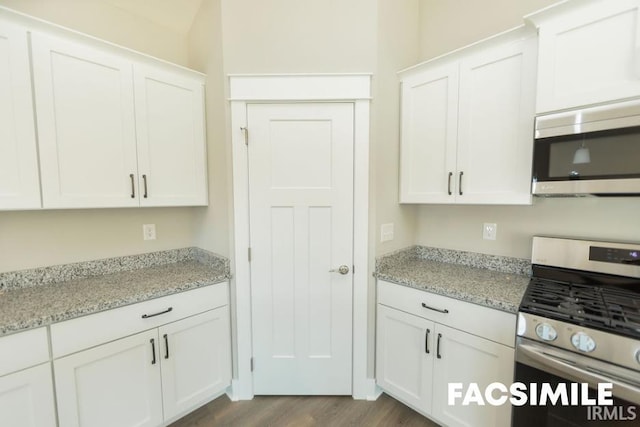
[456,37,536,205]
[536,0,640,112]
[31,32,139,208]
[376,304,434,414]
[399,28,535,205]
[432,324,514,427]
[134,64,208,207]
[0,19,40,210]
[0,363,56,427]
[54,329,163,427]
[399,61,458,203]
[160,307,231,421]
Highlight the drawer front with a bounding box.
[0,327,49,376]
[378,280,515,347]
[51,282,228,358]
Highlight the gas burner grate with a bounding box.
[520,278,640,339]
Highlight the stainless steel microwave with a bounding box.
[532,99,640,196]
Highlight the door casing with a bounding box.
[228,74,373,400]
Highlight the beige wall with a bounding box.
[188,0,231,258]
[419,0,559,60]
[219,0,377,74]
[0,1,197,272]
[416,198,640,259]
[414,0,640,260]
[0,208,197,272]
[0,0,189,66]
[373,0,420,257]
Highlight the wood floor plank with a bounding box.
[169,394,440,427]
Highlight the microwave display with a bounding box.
[533,126,640,182]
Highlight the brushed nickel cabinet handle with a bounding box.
[130,174,135,198]
[150,339,156,365]
[163,334,169,359]
[447,172,453,195]
[143,174,148,198]
[437,333,443,359]
[458,171,464,196]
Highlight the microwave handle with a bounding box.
[517,340,640,405]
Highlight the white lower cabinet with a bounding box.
[376,280,515,427]
[377,305,434,413]
[55,329,163,427]
[0,327,56,426]
[0,363,57,427]
[431,324,514,427]
[52,284,231,427]
[160,307,231,421]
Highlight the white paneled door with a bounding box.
[248,103,354,395]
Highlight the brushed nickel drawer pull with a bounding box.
[141,307,173,319]
[421,302,449,314]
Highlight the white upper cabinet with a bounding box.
[31,31,207,209]
[2,7,208,210]
[456,36,537,205]
[31,32,140,208]
[400,61,458,204]
[134,64,207,207]
[0,19,41,210]
[399,27,537,205]
[531,0,640,113]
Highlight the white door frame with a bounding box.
[228,74,372,400]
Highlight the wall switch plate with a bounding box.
[143,224,156,241]
[483,223,497,241]
[380,223,394,242]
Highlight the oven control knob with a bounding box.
[571,332,596,353]
[535,323,557,341]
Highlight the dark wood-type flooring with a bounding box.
[170,393,439,427]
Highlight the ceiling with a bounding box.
[105,0,204,34]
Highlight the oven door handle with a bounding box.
[517,339,640,406]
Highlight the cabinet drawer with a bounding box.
[51,282,228,358]
[378,280,515,347]
[0,328,49,377]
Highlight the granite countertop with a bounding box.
[0,248,231,336]
[374,246,530,314]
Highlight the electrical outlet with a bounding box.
[143,224,156,241]
[483,223,497,241]
[380,223,394,242]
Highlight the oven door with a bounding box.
[513,337,640,426]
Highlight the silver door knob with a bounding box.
[329,265,350,275]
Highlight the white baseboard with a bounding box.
[356,378,383,401]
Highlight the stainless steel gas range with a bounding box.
[513,237,640,426]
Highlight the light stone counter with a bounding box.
[0,248,230,336]
[374,246,530,314]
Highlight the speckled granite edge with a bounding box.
[0,247,231,290]
[376,245,531,276]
